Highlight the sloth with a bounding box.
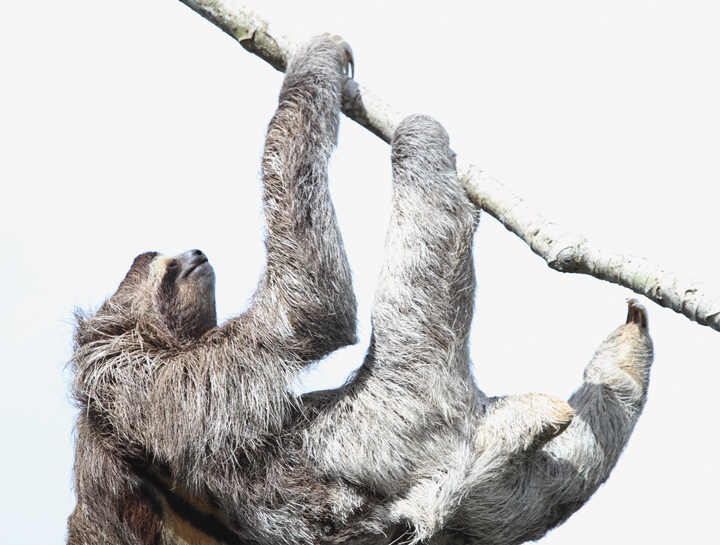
[67,35,654,545]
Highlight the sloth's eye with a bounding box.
[166,260,179,270]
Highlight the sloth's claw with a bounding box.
[322,32,354,78]
[626,298,649,330]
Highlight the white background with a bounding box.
[1,1,718,543]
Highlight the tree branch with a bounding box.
[458,161,720,330]
[177,0,720,332]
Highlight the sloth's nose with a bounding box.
[180,249,209,266]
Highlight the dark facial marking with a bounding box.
[157,259,180,325]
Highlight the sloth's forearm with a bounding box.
[250,36,357,361]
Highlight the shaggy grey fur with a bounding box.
[67,35,654,545]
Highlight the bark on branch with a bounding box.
[177,0,720,332]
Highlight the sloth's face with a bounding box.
[150,249,217,341]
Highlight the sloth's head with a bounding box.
[112,249,217,342]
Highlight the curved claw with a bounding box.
[626,298,649,330]
[322,32,354,78]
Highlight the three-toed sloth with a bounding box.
[67,35,654,545]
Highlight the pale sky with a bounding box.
[1,1,718,543]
